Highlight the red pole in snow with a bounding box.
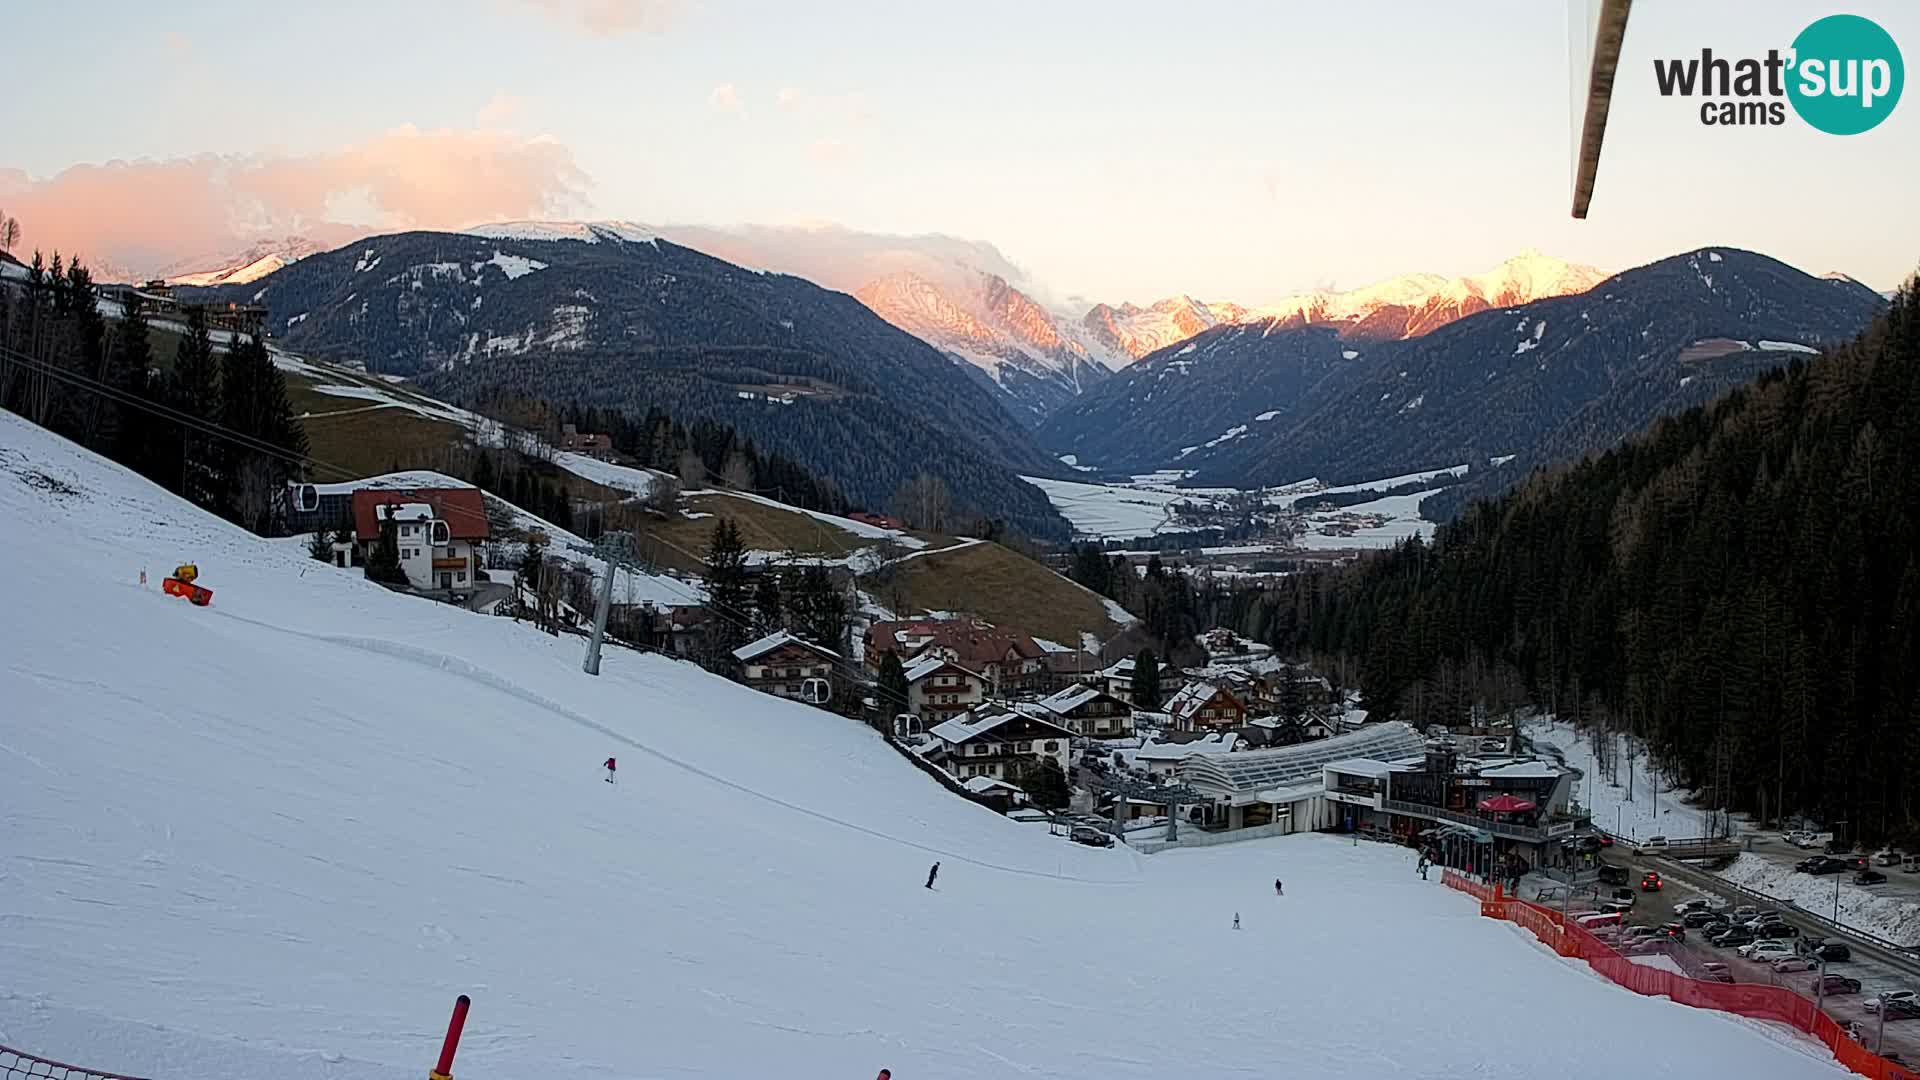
[429,995,471,1080]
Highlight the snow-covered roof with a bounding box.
[1038,683,1107,715]
[1324,757,1397,779]
[732,630,839,663]
[1100,657,1135,678]
[1133,733,1238,762]
[1165,681,1237,722]
[1182,722,1426,798]
[1478,760,1563,780]
[962,776,1024,795]
[929,710,1071,746]
[904,654,977,684]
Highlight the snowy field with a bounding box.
[1524,716,1717,840]
[0,414,1851,1080]
[1020,474,1232,540]
[1026,467,1459,551]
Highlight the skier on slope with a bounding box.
[925,862,940,889]
[604,756,617,784]
[1274,878,1284,897]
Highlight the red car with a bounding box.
[1597,834,1614,847]
[1641,871,1664,891]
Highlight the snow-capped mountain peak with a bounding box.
[164,236,329,287]
[1247,252,1607,342]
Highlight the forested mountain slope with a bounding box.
[1259,278,1920,838]
[191,227,1068,538]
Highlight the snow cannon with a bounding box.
[162,563,213,606]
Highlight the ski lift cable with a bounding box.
[5,343,908,714]
[206,605,1132,886]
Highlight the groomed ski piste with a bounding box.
[0,412,1851,1079]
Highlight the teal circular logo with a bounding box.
[1788,14,1903,135]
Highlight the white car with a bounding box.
[1739,940,1795,961]
[1771,956,1816,973]
[1866,990,1918,1014]
[1673,898,1714,916]
[1635,835,1670,854]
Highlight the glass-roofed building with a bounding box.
[1179,721,1427,832]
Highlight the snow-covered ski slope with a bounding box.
[0,413,1846,1080]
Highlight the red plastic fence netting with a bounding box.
[1439,871,1920,1080]
[1,1046,152,1080]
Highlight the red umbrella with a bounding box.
[1478,794,1537,813]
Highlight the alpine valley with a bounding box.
[1038,248,1887,508]
[187,223,1072,538]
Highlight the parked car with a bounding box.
[1773,956,1817,973]
[1857,869,1889,885]
[1673,898,1713,916]
[1740,940,1797,962]
[1816,974,1864,995]
[1756,923,1800,941]
[1812,941,1854,963]
[1731,905,1760,922]
[1740,910,1784,929]
[1796,857,1827,873]
[1684,910,1727,929]
[1904,855,1920,874]
[1877,849,1905,867]
[1700,962,1735,984]
[1798,936,1830,956]
[1659,922,1687,942]
[1807,857,1849,875]
[1068,825,1115,848]
[1711,926,1756,948]
[1864,990,1917,1014]
[1640,871,1664,892]
[1597,863,1629,886]
[1571,835,1603,855]
[1479,737,1506,752]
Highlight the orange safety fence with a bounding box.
[1440,870,1920,1080]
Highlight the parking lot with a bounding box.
[1531,847,1920,1068]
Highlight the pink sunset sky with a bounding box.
[1,0,1913,302]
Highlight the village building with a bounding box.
[1097,656,1137,704]
[1322,746,1578,869]
[866,618,1048,695]
[349,488,489,593]
[1039,649,1104,693]
[559,423,616,461]
[904,656,988,726]
[731,631,841,703]
[1177,721,1429,835]
[925,709,1074,783]
[1034,683,1134,738]
[1127,731,1241,779]
[1163,681,1248,732]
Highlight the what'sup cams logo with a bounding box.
[1653,13,1903,133]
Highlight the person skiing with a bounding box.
[1274,878,1284,897]
[925,862,940,889]
[603,756,616,784]
[1233,912,1241,930]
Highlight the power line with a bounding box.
[4,340,913,707]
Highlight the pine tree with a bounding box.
[172,307,225,511]
[1133,649,1161,710]
[703,517,751,666]
[364,517,407,586]
[1013,756,1072,811]
[798,564,847,652]
[752,571,784,634]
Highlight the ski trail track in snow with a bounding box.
[206,607,1137,886]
